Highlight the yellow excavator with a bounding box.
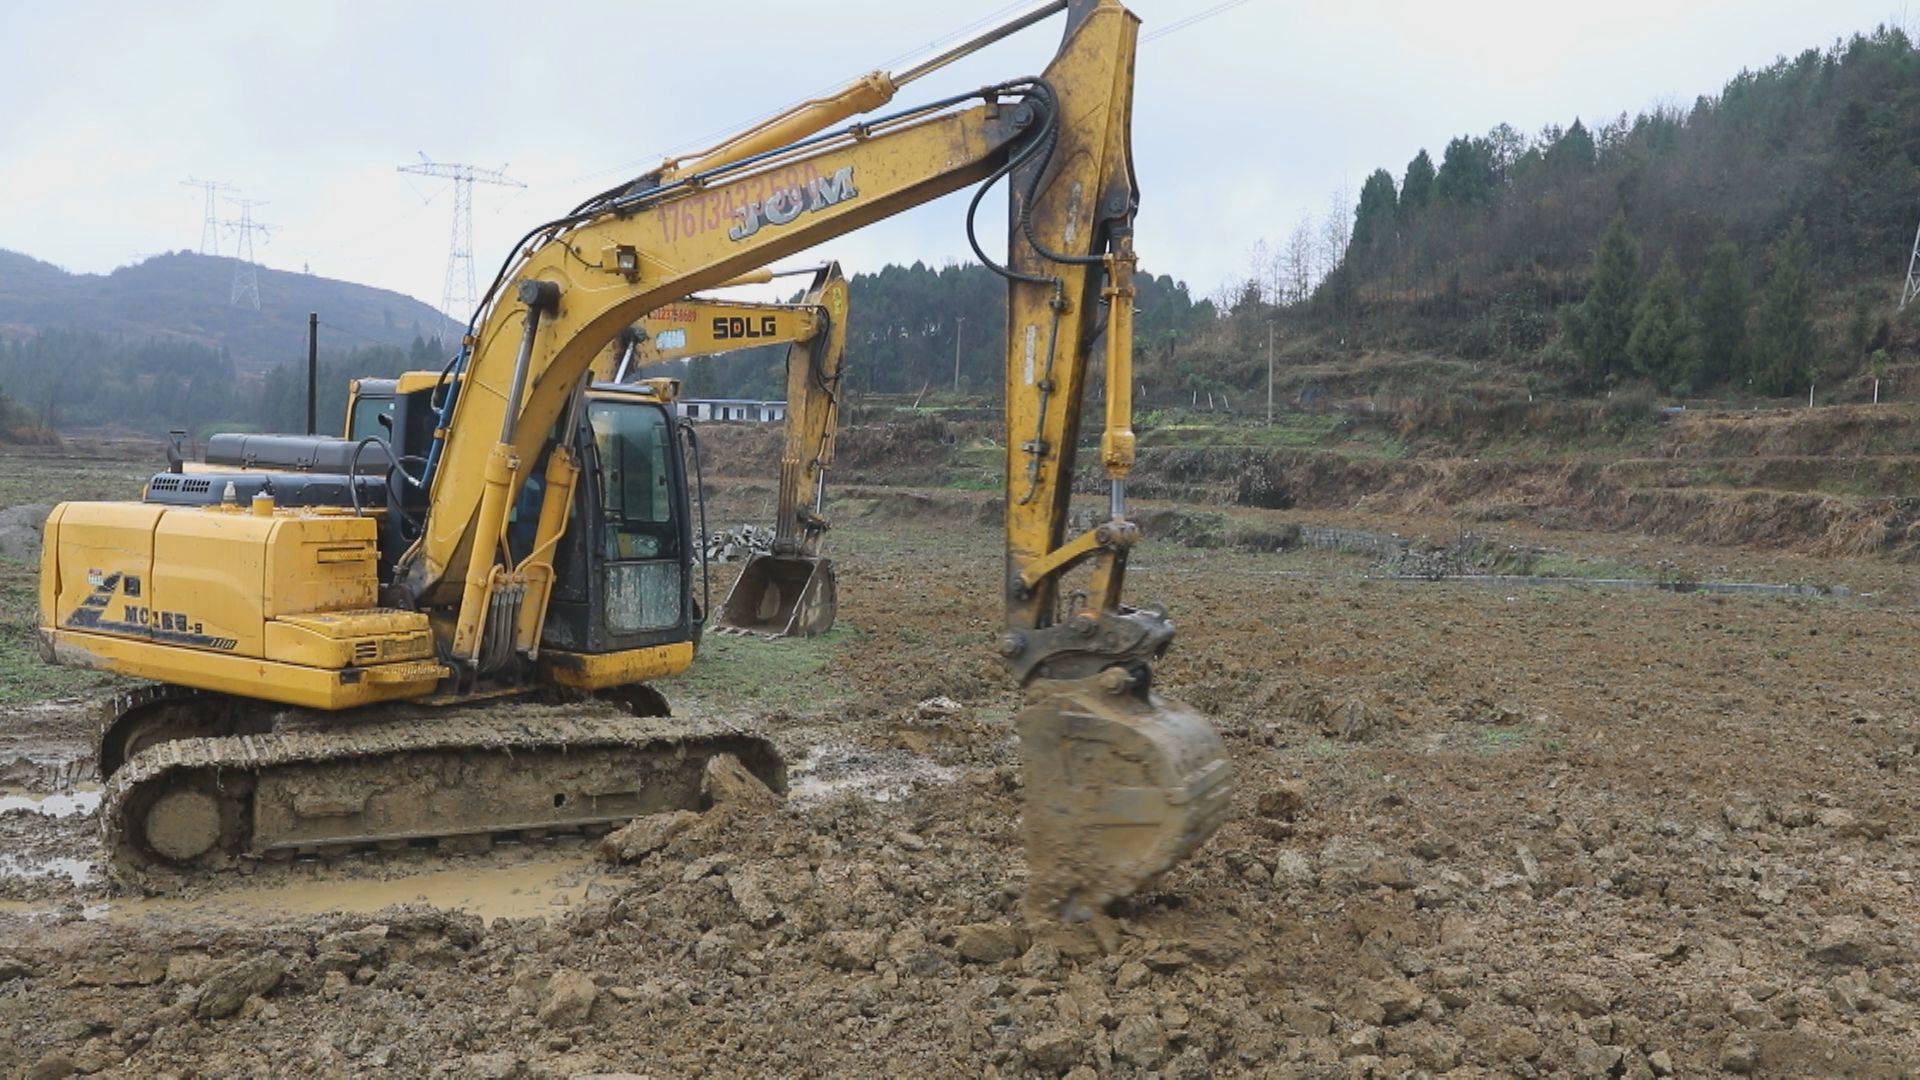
[602,264,849,638]
[38,0,1230,918]
[348,265,849,638]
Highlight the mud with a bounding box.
[3,446,1920,1076]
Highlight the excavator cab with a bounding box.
[345,376,707,671]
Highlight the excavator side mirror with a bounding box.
[377,411,394,433]
[166,429,187,474]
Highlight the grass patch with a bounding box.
[0,558,124,703]
[1471,727,1529,755]
[674,625,856,713]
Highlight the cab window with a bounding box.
[587,401,679,561]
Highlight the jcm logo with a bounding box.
[714,316,779,340]
[729,166,857,242]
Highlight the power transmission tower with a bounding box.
[220,197,273,310]
[1902,218,1920,312]
[181,177,235,256]
[398,156,524,324]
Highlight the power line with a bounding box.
[398,156,525,325]
[1141,0,1258,44]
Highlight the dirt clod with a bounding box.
[191,955,286,1020]
[597,810,699,863]
[536,969,597,1027]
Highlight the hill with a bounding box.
[0,249,458,370]
[1194,25,1920,406]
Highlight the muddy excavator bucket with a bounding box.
[1018,677,1233,921]
[716,554,838,637]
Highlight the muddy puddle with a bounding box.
[0,854,607,925]
[0,785,101,817]
[788,742,959,805]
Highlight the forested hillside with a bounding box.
[0,331,446,440]
[1214,26,1920,403]
[0,250,458,369]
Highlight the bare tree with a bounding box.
[1281,216,1318,305]
[1319,185,1353,280]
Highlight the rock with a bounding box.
[467,1051,521,1079]
[1647,1049,1674,1075]
[1383,1023,1462,1071]
[821,930,887,971]
[537,969,598,1027]
[1269,850,1316,889]
[1571,1039,1624,1077]
[192,955,287,1020]
[1722,802,1767,832]
[1256,780,1306,821]
[598,810,700,863]
[1555,974,1613,1017]
[164,952,216,985]
[23,1053,74,1080]
[1719,1034,1758,1074]
[1283,1003,1334,1037]
[1020,942,1061,978]
[703,752,780,807]
[1491,1024,1543,1062]
[320,924,390,961]
[726,862,813,927]
[1114,960,1151,990]
[1112,1013,1169,1068]
[1359,857,1415,890]
[0,953,37,981]
[952,922,1027,964]
[1810,917,1870,966]
[69,953,167,987]
[1359,975,1425,1024]
[1021,1027,1084,1073]
[1815,807,1856,830]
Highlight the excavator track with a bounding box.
[100,705,784,893]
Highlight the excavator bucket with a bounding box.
[1017,679,1233,921]
[716,554,837,637]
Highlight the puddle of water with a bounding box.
[788,743,959,805]
[98,856,603,924]
[0,853,98,886]
[0,786,102,818]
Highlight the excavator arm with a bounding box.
[395,0,1227,916]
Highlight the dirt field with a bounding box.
[2,437,1918,1078]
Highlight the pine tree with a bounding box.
[1435,136,1499,206]
[1566,216,1641,386]
[1400,150,1435,211]
[1752,219,1817,396]
[1545,118,1597,173]
[1627,254,1695,390]
[1350,169,1399,257]
[1692,239,1749,387]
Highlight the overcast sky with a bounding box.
[1,0,1910,316]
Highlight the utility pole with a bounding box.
[1901,218,1920,313]
[306,313,319,435]
[1265,322,1275,425]
[219,197,273,310]
[181,178,234,256]
[398,156,524,324]
[953,315,965,393]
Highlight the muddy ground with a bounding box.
[1,442,1918,1078]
